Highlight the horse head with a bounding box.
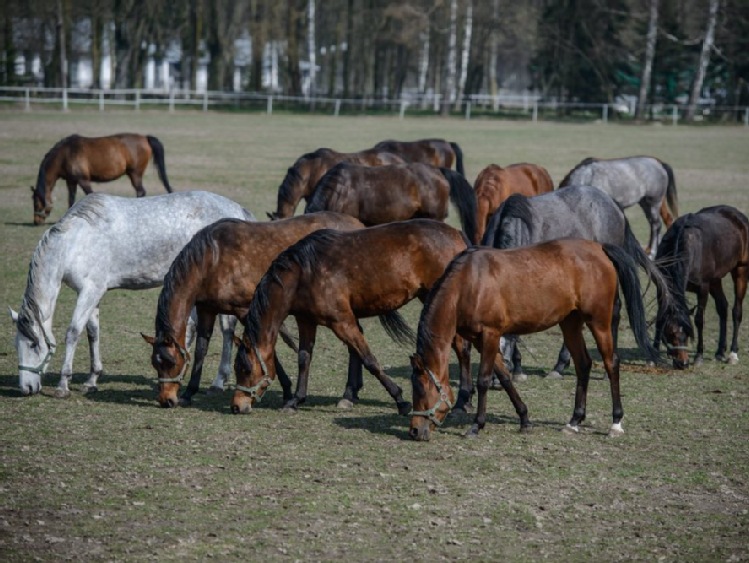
[10,306,56,396]
[658,311,694,369]
[141,333,190,407]
[408,354,454,441]
[31,186,52,225]
[231,333,274,414]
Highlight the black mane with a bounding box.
[35,135,80,205]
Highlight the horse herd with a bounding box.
[10,133,749,442]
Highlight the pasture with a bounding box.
[1,110,748,561]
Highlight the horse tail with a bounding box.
[441,168,478,245]
[602,243,663,365]
[379,309,416,347]
[484,193,533,248]
[622,219,671,312]
[660,160,679,219]
[449,142,465,176]
[146,135,173,193]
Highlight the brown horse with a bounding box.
[32,133,172,224]
[267,148,405,220]
[304,162,477,242]
[231,219,472,416]
[373,138,465,176]
[473,163,554,244]
[141,212,364,408]
[409,240,661,441]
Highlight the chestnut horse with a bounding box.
[231,219,471,416]
[409,240,661,441]
[654,205,749,369]
[32,133,172,224]
[305,162,477,242]
[373,138,465,176]
[473,163,554,244]
[142,212,364,408]
[267,148,405,219]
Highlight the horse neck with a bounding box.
[419,289,459,375]
[21,235,66,332]
[36,153,60,201]
[252,267,300,351]
[155,282,198,346]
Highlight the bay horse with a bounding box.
[304,162,477,242]
[267,148,405,220]
[10,191,253,397]
[231,219,472,416]
[482,185,669,380]
[141,212,364,408]
[559,156,678,258]
[373,138,465,176]
[473,162,554,244]
[653,205,749,369]
[31,133,173,225]
[409,240,662,441]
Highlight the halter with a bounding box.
[665,343,691,353]
[234,342,272,402]
[410,368,453,427]
[18,333,56,376]
[156,342,191,384]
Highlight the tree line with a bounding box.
[2,0,748,120]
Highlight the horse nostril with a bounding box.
[231,404,240,415]
[408,427,419,440]
[21,384,32,396]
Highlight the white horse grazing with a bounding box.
[10,191,255,397]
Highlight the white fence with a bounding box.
[1,86,747,125]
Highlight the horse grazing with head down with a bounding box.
[559,155,678,258]
[31,133,172,225]
[231,219,472,417]
[409,240,662,441]
[372,138,465,176]
[267,148,405,220]
[304,162,477,241]
[654,205,749,369]
[473,162,554,244]
[142,212,364,408]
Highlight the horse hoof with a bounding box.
[453,403,473,414]
[727,352,739,365]
[206,386,224,395]
[561,423,579,435]
[54,388,70,399]
[512,372,528,383]
[694,356,704,367]
[489,377,502,390]
[463,425,480,439]
[82,385,98,395]
[519,424,532,434]
[281,406,298,414]
[546,371,563,380]
[336,398,355,410]
[608,423,624,438]
[397,401,412,416]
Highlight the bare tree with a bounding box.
[488,0,499,99]
[686,0,718,121]
[441,0,457,116]
[455,0,472,111]
[636,0,659,120]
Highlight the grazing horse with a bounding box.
[373,138,465,176]
[482,185,668,380]
[559,156,678,258]
[654,205,749,369]
[230,219,472,416]
[31,133,172,225]
[9,191,253,397]
[141,212,365,408]
[473,163,554,244]
[304,162,477,242]
[409,240,661,441]
[267,148,405,219]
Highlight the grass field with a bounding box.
[1,109,748,561]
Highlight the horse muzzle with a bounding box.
[157,382,181,408]
[409,418,433,441]
[231,392,253,414]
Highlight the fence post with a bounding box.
[744,107,748,127]
[99,89,104,112]
[24,88,30,111]
[267,95,273,115]
[532,100,538,122]
[62,87,68,112]
[334,99,341,116]
[672,105,678,125]
[135,89,140,111]
[203,91,208,112]
[602,104,608,123]
[168,90,175,113]
[465,101,471,120]
[433,94,440,113]
[399,100,408,120]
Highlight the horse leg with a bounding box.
[709,280,729,362]
[82,307,103,393]
[339,321,365,408]
[588,319,623,437]
[640,201,662,259]
[180,308,216,406]
[127,171,147,197]
[693,285,710,366]
[282,320,317,411]
[659,198,675,228]
[492,334,521,387]
[329,319,411,415]
[490,352,531,433]
[728,266,747,364]
[558,315,592,434]
[547,343,571,379]
[58,289,105,398]
[452,335,474,412]
[66,178,78,208]
[273,354,294,403]
[207,314,237,393]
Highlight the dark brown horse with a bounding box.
[231,219,472,416]
[373,138,465,176]
[409,240,661,441]
[267,148,405,220]
[473,163,554,244]
[32,133,172,224]
[654,205,749,369]
[141,212,364,408]
[304,162,477,242]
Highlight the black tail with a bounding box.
[146,135,173,193]
[660,160,679,219]
[602,244,663,365]
[450,142,465,176]
[622,219,671,312]
[482,193,533,248]
[440,168,478,245]
[379,310,416,347]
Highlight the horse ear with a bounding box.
[141,332,156,345]
[9,307,19,324]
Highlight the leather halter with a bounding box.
[410,367,453,426]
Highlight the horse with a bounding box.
[31,133,173,225]
[267,147,405,220]
[230,219,472,416]
[482,185,669,380]
[559,156,678,259]
[304,162,477,242]
[473,162,554,244]
[409,240,662,441]
[9,191,253,398]
[141,212,365,408]
[653,205,749,369]
[372,138,465,176]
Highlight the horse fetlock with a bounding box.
[54,387,71,399]
[512,372,527,383]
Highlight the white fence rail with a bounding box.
[1,86,747,125]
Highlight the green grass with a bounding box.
[0,109,748,561]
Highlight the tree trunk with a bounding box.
[343,0,353,98]
[91,7,102,89]
[455,0,472,111]
[488,0,499,99]
[286,1,302,95]
[57,0,68,89]
[441,0,457,116]
[191,0,202,90]
[686,0,718,121]
[307,0,316,97]
[636,0,658,121]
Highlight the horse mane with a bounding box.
[491,193,534,248]
[246,229,341,343]
[277,149,336,206]
[305,162,350,213]
[559,157,599,187]
[35,134,80,204]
